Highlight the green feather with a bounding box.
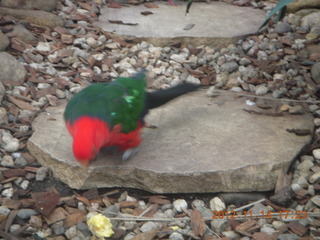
[64,71,146,133]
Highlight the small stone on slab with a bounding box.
[93,1,265,47]
[28,92,314,193]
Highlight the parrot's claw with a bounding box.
[122,147,139,161]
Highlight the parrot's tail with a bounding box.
[146,83,200,109]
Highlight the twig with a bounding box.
[232,198,266,212]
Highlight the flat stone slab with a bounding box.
[28,92,314,193]
[93,1,265,47]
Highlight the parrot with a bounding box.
[64,70,199,167]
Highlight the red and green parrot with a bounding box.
[64,70,199,167]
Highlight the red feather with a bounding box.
[67,116,144,166]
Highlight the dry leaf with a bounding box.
[141,11,153,16]
[32,192,60,217]
[109,20,138,26]
[190,210,206,237]
[7,96,35,111]
[143,3,159,8]
[108,2,122,8]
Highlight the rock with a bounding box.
[0,52,27,84]
[1,155,14,167]
[51,221,65,235]
[274,22,292,33]
[169,232,184,240]
[28,94,314,193]
[0,206,10,222]
[261,224,276,235]
[210,219,228,234]
[36,42,51,52]
[94,1,265,47]
[209,197,226,211]
[297,159,314,171]
[288,0,320,13]
[65,225,77,239]
[255,85,268,95]
[222,230,240,240]
[312,149,320,159]
[17,209,38,219]
[311,195,320,207]
[173,199,188,212]
[272,220,286,230]
[277,233,299,240]
[0,7,64,28]
[0,0,57,11]
[5,24,37,43]
[140,222,158,232]
[220,61,239,73]
[309,171,320,184]
[29,215,43,228]
[0,130,20,152]
[301,11,320,29]
[311,62,320,84]
[36,166,49,181]
[0,30,9,51]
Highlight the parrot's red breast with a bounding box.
[66,116,143,167]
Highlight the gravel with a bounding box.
[0,0,319,239]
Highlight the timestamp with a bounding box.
[212,210,308,220]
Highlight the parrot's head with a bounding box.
[66,117,110,168]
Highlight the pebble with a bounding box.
[309,171,320,184]
[173,199,188,212]
[210,197,226,211]
[222,230,240,239]
[36,166,49,181]
[0,206,10,217]
[17,209,38,219]
[220,61,238,73]
[255,85,268,95]
[312,149,320,159]
[65,227,78,239]
[140,221,158,232]
[272,220,286,230]
[29,215,43,228]
[311,195,320,207]
[297,159,314,171]
[2,188,14,198]
[210,219,228,233]
[169,232,184,240]
[1,155,14,166]
[274,22,292,33]
[36,42,51,52]
[52,221,65,235]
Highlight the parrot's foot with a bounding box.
[122,147,139,161]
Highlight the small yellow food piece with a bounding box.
[87,213,114,239]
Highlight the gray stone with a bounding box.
[209,197,226,211]
[0,30,9,51]
[0,52,27,84]
[210,219,228,234]
[52,221,65,235]
[27,93,314,193]
[102,205,119,218]
[277,233,299,240]
[0,0,57,11]
[0,7,64,29]
[36,166,49,181]
[5,24,37,43]
[311,62,320,84]
[140,222,158,232]
[173,199,188,212]
[169,232,184,240]
[301,11,320,29]
[311,195,320,207]
[94,1,265,47]
[275,22,292,33]
[17,209,38,219]
[220,61,238,73]
[222,231,240,240]
[309,171,320,184]
[297,159,314,171]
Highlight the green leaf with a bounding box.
[185,0,193,15]
[259,0,295,30]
